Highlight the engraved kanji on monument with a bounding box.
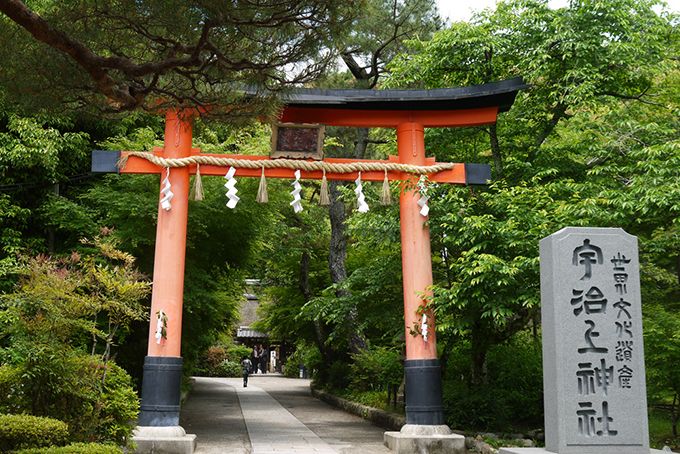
[540,227,649,454]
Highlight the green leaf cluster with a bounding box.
[0,413,69,452]
[386,0,680,415]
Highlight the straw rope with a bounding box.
[118,151,454,175]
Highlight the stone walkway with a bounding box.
[180,374,391,454]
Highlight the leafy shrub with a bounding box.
[338,389,395,411]
[16,442,123,454]
[0,248,144,447]
[350,347,402,392]
[195,343,251,376]
[284,343,322,378]
[443,379,506,429]
[443,335,543,430]
[0,365,22,413]
[283,360,301,378]
[214,359,242,377]
[326,360,351,389]
[202,346,228,372]
[0,414,69,451]
[485,337,543,424]
[93,360,139,445]
[227,344,252,362]
[0,353,138,447]
[51,355,138,446]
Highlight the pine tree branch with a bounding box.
[0,0,138,108]
[0,0,351,111]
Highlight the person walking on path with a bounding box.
[251,346,259,374]
[241,357,252,387]
[259,345,268,374]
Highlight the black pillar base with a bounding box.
[138,356,183,426]
[404,358,445,425]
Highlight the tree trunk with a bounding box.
[471,349,488,387]
[325,127,370,354]
[672,392,679,437]
[328,182,348,285]
[329,181,367,354]
[299,250,312,301]
[353,128,369,159]
[528,102,568,162]
[489,124,503,178]
[47,183,59,252]
[470,327,489,386]
[300,250,329,362]
[438,337,454,379]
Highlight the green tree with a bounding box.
[0,107,93,289]
[253,184,334,363]
[337,0,442,89]
[387,0,672,176]
[0,1,358,113]
[0,195,30,291]
[4,115,278,378]
[386,0,677,385]
[645,304,680,436]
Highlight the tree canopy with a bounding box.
[382,0,679,385]
[0,0,358,114]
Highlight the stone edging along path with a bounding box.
[310,386,406,431]
[309,385,542,454]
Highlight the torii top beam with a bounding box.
[93,77,527,185]
[278,77,526,128]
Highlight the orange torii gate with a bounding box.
[93,77,525,452]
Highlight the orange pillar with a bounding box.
[397,122,444,426]
[398,122,437,360]
[139,109,193,427]
[146,109,192,357]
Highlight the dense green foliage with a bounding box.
[0,104,273,377]
[15,443,123,454]
[213,360,243,378]
[350,347,403,392]
[282,342,324,378]
[645,303,680,436]
[0,356,138,445]
[0,245,143,445]
[0,414,69,452]
[443,335,543,429]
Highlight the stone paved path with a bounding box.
[180,374,391,454]
[237,382,338,453]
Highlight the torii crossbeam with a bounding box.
[92,77,526,453]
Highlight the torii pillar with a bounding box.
[396,122,442,424]
[94,78,525,454]
[133,109,197,452]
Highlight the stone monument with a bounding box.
[500,227,674,454]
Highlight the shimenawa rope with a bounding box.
[117,151,454,175]
[118,151,445,209]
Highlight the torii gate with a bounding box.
[93,77,524,452]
